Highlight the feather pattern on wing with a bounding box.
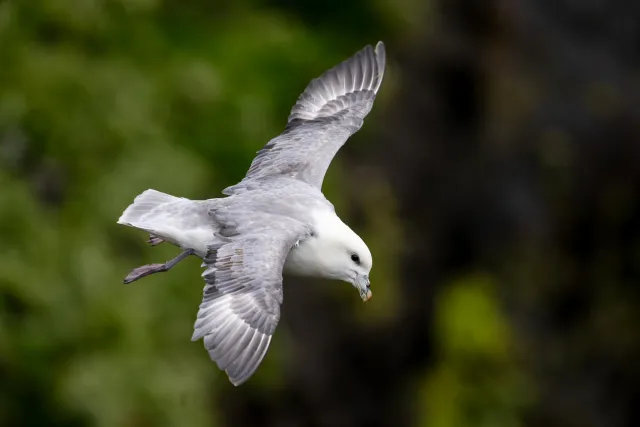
[224,41,386,195]
[192,213,309,386]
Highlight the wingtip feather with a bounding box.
[288,41,387,122]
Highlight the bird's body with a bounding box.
[120,181,367,276]
[118,42,386,385]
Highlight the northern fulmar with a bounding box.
[118,41,386,385]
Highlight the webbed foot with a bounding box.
[147,234,164,246]
[122,249,194,284]
[123,263,166,284]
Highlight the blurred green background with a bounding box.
[1,0,640,426]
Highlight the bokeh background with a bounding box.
[2,0,640,426]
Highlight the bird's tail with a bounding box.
[117,189,181,232]
[118,189,213,255]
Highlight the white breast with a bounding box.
[282,209,354,279]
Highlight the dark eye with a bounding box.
[351,253,360,264]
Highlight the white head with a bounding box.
[284,214,373,301]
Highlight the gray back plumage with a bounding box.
[224,41,386,195]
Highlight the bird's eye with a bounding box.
[351,253,360,264]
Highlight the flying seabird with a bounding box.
[118,41,387,385]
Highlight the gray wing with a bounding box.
[191,213,309,386]
[224,41,386,195]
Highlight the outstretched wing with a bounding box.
[224,41,386,195]
[191,214,309,386]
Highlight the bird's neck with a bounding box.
[283,210,350,279]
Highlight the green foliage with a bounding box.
[0,0,398,425]
[0,0,534,426]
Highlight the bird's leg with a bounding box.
[147,234,164,246]
[123,249,195,284]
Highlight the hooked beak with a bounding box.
[357,274,372,302]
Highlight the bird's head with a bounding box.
[314,222,373,302]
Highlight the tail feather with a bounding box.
[117,189,180,229]
[117,189,213,256]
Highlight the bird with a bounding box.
[117,41,386,386]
